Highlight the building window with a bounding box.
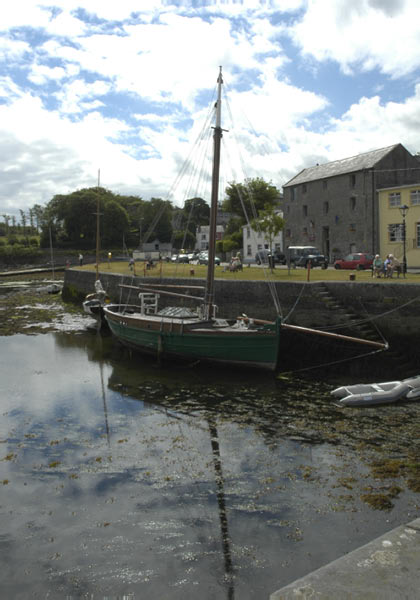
[247,244,252,256]
[290,188,296,201]
[323,201,329,214]
[246,227,250,238]
[303,205,308,217]
[410,189,420,205]
[389,192,401,207]
[257,244,263,251]
[302,184,307,193]
[202,234,206,240]
[286,205,290,214]
[350,174,356,188]
[350,196,356,211]
[388,223,404,242]
[323,180,328,190]
[417,223,420,247]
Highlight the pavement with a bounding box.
[270,517,420,599]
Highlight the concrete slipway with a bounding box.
[270,517,420,599]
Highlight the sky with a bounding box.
[1,0,420,218]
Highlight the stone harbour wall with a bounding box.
[63,268,420,339]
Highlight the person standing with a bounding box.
[79,253,83,266]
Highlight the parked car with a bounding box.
[334,253,374,270]
[294,252,328,269]
[177,254,189,263]
[287,246,328,269]
[198,252,221,265]
[255,250,286,265]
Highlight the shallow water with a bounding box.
[0,325,419,599]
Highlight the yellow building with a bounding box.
[378,183,420,269]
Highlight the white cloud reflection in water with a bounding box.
[0,332,418,599]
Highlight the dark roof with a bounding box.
[283,144,400,187]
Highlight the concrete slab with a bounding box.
[270,518,420,599]
[0,266,64,277]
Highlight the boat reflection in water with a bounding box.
[1,330,419,599]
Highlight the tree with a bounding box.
[2,214,10,236]
[251,204,285,269]
[183,197,210,227]
[19,209,27,235]
[102,199,130,246]
[142,198,173,244]
[43,187,129,249]
[222,177,281,223]
[31,204,46,232]
[170,197,210,250]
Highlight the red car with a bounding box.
[334,253,374,270]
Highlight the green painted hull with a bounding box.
[104,308,280,371]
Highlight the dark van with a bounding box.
[287,246,328,269]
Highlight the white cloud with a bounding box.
[291,0,420,78]
[0,37,31,63]
[28,64,68,85]
[327,85,420,156]
[54,79,112,113]
[1,0,420,217]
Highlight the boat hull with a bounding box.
[103,305,280,370]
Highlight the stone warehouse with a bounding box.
[282,143,420,261]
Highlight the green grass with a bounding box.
[77,261,420,283]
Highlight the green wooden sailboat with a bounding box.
[103,67,281,370]
[103,67,387,371]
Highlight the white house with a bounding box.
[242,216,284,262]
[195,225,225,251]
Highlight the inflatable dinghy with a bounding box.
[331,375,420,406]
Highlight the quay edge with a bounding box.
[270,517,420,599]
[63,268,420,345]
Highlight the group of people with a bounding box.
[372,253,402,278]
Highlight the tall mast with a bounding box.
[95,169,101,280]
[205,66,223,319]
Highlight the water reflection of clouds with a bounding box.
[1,332,417,599]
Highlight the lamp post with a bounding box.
[399,204,409,277]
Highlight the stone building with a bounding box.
[282,144,420,261]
